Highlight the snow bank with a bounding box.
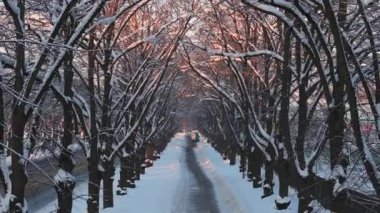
[194,138,299,213]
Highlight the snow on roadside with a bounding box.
[103,134,185,213]
[36,134,184,213]
[194,138,300,213]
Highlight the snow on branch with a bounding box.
[3,0,24,35]
[27,0,107,117]
[184,53,245,120]
[207,49,284,62]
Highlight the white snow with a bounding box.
[95,16,116,25]
[332,181,345,197]
[97,164,105,173]
[295,160,309,178]
[53,169,75,184]
[314,158,375,194]
[104,134,184,213]
[331,165,346,180]
[29,142,81,161]
[0,192,11,212]
[308,200,330,213]
[206,49,284,62]
[275,196,291,204]
[0,150,11,212]
[35,133,300,213]
[193,138,298,213]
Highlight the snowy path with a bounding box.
[104,133,299,213]
[171,137,219,213]
[37,133,300,212]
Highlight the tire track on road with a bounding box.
[184,140,220,213]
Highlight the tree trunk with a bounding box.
[327,0,347,173]
[133,153,140,181]
[263,27,276,195]
[55,51,76,213]
[116,156,128,196]
[145,144,154,167]
[297,175,315,213]
[100,68,114,209]
[228,144,236,165]
[9,107,28,212]
[262,160,274,198]
[134,146,146,179]
[247,149,253,181]
[324,0,380,197]
[275,20,292,210]
[127,156,136,188]
[322,1,349,202]
[103,160,115,208]
[239,148,246,175]
[9,1,27,211]
[0,75,8,193]
[139,145,147,174]
[295,27,307,170]
[252,149,262,188]
[99,22,115,208]
[56,179,76,213]
[87,161,101,213]
[275,157,290,210]
[87,32,100,213]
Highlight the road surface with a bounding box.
[171,137,220,213]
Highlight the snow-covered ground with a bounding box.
[36,134,184,213]
[314,156,376,194]
[193,138,299,213]
[36,133,322,212]
[103,134,185,213]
